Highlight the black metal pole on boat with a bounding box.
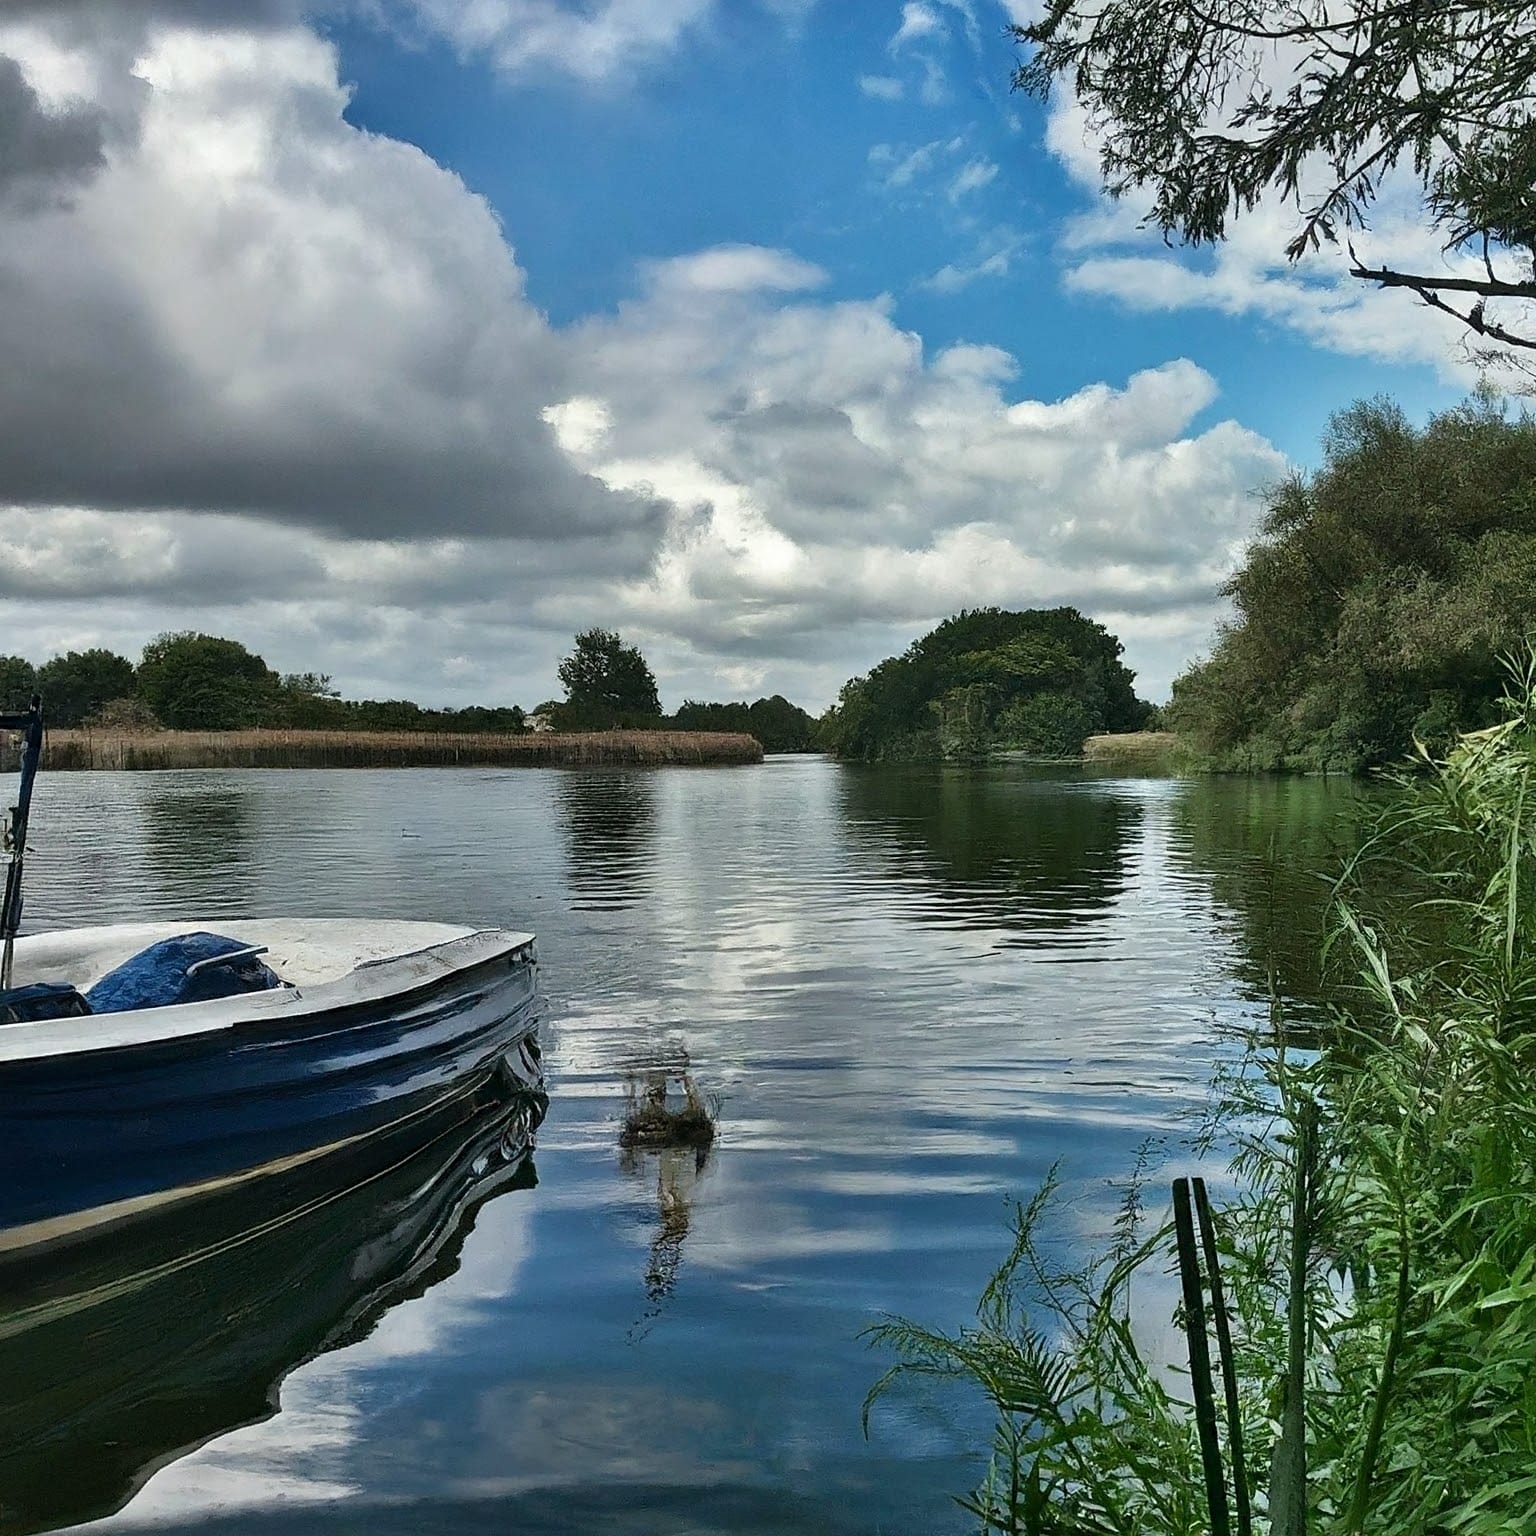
[1,694,44,990]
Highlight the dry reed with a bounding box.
[17,728,764,772]
[1082,730,1185,770]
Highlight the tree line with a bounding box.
[0,634,528,734]
[0,626,818,753]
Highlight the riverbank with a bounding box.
[24,728,764,770]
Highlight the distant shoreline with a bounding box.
[21,728,765,771]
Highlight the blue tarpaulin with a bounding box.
[86,932,284,1014]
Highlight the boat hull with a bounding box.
[0,929,546,1281]
[0,1093,541,1534]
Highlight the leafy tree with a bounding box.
[557,628,661,725]
[274,672,347,729]
[137,633,279,730]
[1170,393,1536,770]
[0,656,36,713]
[36,649,137,726]
[281,672,338,700]
[995,692,1097,759]
[1013,2,1536,367]
[673,694,816,752]
[820,608,1147,760]
[746,694,814,752]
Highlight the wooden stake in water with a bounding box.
[1174,1176,1230,1536]
[1194,1176,1252,1536]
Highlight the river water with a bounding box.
[12,759,1365,1535]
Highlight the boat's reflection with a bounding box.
[0,1086,545,1535]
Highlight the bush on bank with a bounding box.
[1171,395,1536,774]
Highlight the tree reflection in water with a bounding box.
[556,771,657,912]
[837,762,1142,946]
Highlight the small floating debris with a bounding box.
[619,1066,718,1150]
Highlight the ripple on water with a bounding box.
[13,758,1361,1536]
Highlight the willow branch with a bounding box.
[1348,265,1536,300]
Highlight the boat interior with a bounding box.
[13,920,478,992]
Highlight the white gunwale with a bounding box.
[0,919,536,1063]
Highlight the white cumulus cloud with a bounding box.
[0,7,1289,712]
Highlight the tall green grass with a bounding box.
[867,656,1536,1534]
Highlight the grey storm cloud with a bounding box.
[0,55,107,201]
[0,12,667,549]
[712,401,909,525]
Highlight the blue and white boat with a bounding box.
[0,698,547,1285]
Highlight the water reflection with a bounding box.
[837,764,1143,946]
[618,1058,716,1338]
[1167,777,1376,1023]
[142,784,259,909]
[557,772,657,911]
[11,761,1366,1536]
[0,1099,540,1536]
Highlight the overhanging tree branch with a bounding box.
[1011,0,1536,376]
[1346,266,1536,301]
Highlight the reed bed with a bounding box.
[1082,729,1187,771]
[23,728,763,771]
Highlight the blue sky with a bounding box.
[330,2,1459,462]
[0,1,1476,707]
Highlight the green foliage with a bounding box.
[673,694,816,752]
[821,608,1148,761]
[1012,2,1536,364]
[36,649,137,727]
[273,672,343,729]
[1171,396,1536,772]
[273,691,529,733]
[0,656,36,713]
[995,692,1097,759]
[11,637,527,736]
[557,628,661,724]
[136,633,279,730]
[868,657,1536,1533]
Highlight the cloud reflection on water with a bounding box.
[25,759,1356,1535]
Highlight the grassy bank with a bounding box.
[869,662,1536,1533]
[1082,729,1187,772]
[21,728,764,771]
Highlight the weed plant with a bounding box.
[866,656,1536,1534]
[619,1068,719,1151]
